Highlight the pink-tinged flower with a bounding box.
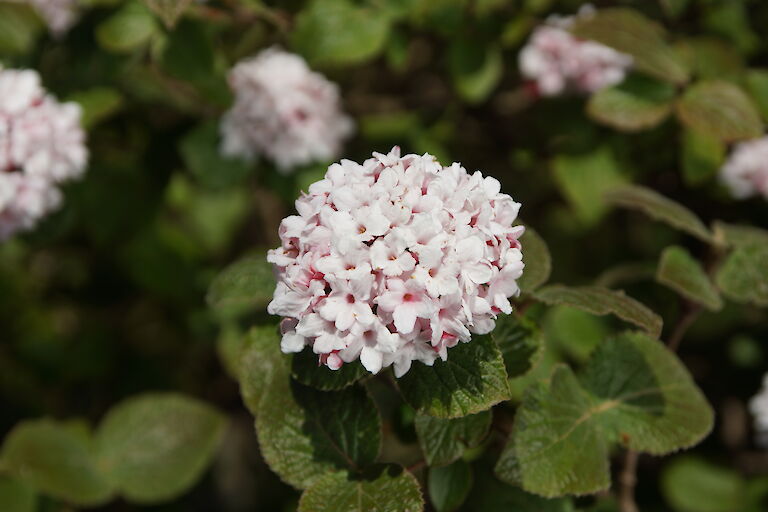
[750,374,768,447]
[519,6,632,97]
[25,0,80,36]
[720,136,768,200]
[0,67,87,241]
[267,147,525,376]
[220,47,354,172]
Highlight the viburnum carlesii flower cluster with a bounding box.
[220,47,354,172]
[0,67,87,240]
[750,374,768,447]
[719,136,768,200]
[267,147,525,377]
[519,6,632,96]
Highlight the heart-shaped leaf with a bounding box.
[587,74,676,132]
[656,246,722,311]
[676,81,763,142]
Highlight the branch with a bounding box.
[618,450,639,512]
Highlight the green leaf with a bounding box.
[466,464,574,511]
[496,332,714,497]
[206,254,275,320]
[676,81,763,143]
[0,4,43,56]
[490,314,543,379]
[68,88,124,129]
[298,465,423,512]
[0,478,36,512]
[715,241,768,307]
[292,348,367,390]
[587,74,676,132]
[239,324,288,414]
[257,380,382,489]
[545,306,609,363]
[161,20,215,84]
[533,285,662,338]
[0,420,113,506]
[429,460,472,512]
[681,128,725,186]
[674,38,744,82]
[656,246,722,311]
[661,457,745,512]
[397,332,510,419]
[604,184,713,243]
[144,0,193,28]
[293,0,391,67]
[745,69,768,123]
[96,1,158,54]
[179,121,253,189]
[95,393,226,503]
[414,411,492,467]
[552,147,627,226]
[712,221,768,248]
[448,41,503,104]
[570,8,689,84]
[518,225,551,293]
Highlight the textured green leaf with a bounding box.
[552,147,627,226]
[298,465,423,512]
[712,221,768,248]
[292,348,367,390]
[534,285,662,338]
[570,8,689,84]
[397,333,510,418]
[656,246,722,311]
[96,1,158,54]
[681,128,724,186]
[238,324,287,414]
[449,41,503,104]
[661,457,745,512]
[676,81,763,142]
[95,393,226,503]
[745,69,768,122]
[604,184,713,242]
[0,420,113,506]
[518,225,551,293]
[414,411,492,467]
[716,242,768,307]
[429,460,472,512]
[490,314,543,379]
[293,0,391,66]
[0,478,35,512]
[257,380,382,489]
[497,332,713,497]
[206,254,275,320]
[0,4,42,56]
[69,88,124,129]
[674,38,744,82]
[179,121,253,190]
[587,74,676,132]
[546,306,609,363]
[466,464,574,511]
[144,0,193,28]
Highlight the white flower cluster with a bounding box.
[750,374,768,447]
[519,6,632,96]
[0,67,87,240]
[220,48,354,173]
[26,0,80,35]
[267,147,525,377]
[720,136,768,200]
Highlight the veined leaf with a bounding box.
[490,314,543,379]
[414,411,492,467]
[712,221,768,248]
[656,246,722,311]
[496,332,713,497]
[715,241,768,307]
[587,74,676,132]
[238,324,286,414]
[429,460,472,512]
[298,465,423,512]
[534,285,662,338]
[676,81,763,143]
[604,184,713,243]
[292,348,367,391]
[96,1,158,54]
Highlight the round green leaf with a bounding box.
[0,4,42,56]
[414,411,492,467]
[68,88,124,129]
[397,331,511,419]
[656,246,722,310]
[0,420,113,506]
[661,457,745,512]
[587,74,676,132]
[298,465,423,512]
[429,460,472,512]
[681,127,724,186]
[238,324,287,414]
[716,241,768,307]
[206,253,275,320]
[96,1,158,54]
[145,0,194,28]
[291,347,367,390]
[448,41,503,104]
[676,80,763,142]
[95,393,226,503]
